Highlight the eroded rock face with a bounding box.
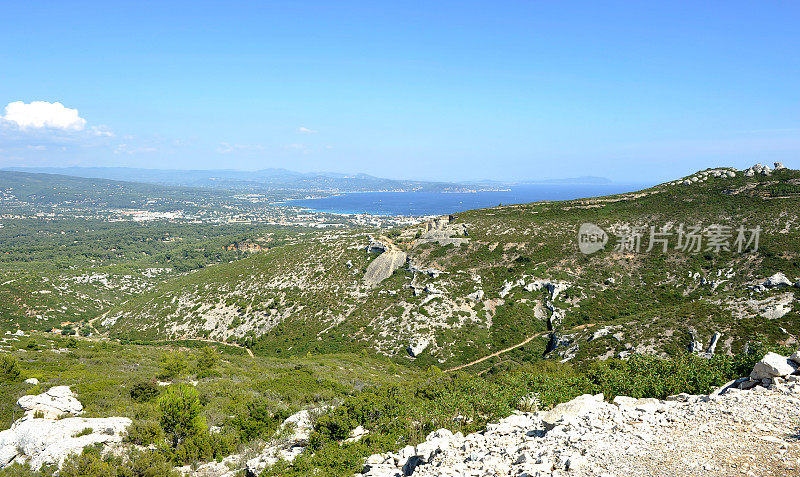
[364,249,407,287]
[0,387,130,470]
[407,338,430,358]
[743,163,772,177]
[764,272,793,288]
[416,216,470,246]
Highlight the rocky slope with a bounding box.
[105,164,800,370]
[361,351,800,477]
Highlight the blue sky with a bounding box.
[0,1,798,182]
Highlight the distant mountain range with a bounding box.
[3,167,509,193]
[5,167,612,192]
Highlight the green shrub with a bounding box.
[72,427,94,438]
[195,346,220,372]
[58,445,179,477]
[124,420,164,446]
[59,445,115,477]
[0,355,22,382]
[129,380,160,403]
[231,400,290,441]
[157,352,187,380]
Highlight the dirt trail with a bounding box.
[445,323,596,373]
[445,331,548,372]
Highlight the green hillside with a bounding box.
[104,166,800,370]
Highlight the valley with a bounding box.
[1,164,799,476]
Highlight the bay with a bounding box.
[286,183,651,216]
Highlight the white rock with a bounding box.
[0,415,130,470]
[542,394,607,428]
[17,386,83,419]
[466,289,485,301]
[407,338,430,358]
[764,273,793,288]
[24,378,39,385]
[751,353,798,380]
[244,408,323,476]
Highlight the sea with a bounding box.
[285,183,651,216]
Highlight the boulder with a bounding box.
[541,393,606,429]
[774,162,786,170]
[344,425,369,443]
[750,352,798,380]
[366,238,387,254]
[706,332,722,355]
[790,351,800,366]
[764,272,793,288]
[245,408,322,476]
[17,386,83,419]
[24,378,39,385]
[744,163,772,177]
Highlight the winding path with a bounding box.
[445,322,596,373]
[445,331,548,372]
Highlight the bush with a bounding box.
[72,427,94,438]
[58,445,179,477]
[196,346,220,371]
[0,355,22,382]
[231,399,288,441]
[124,420,164,446]
[129,380,160,403]
[157,352,187,380]
[59,445,114,477]
[195,346,220,379]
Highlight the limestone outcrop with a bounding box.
[364,249,407,287]
[245,409,320,476]
[0,387,130,470]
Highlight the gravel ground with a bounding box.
[362,377,800,477]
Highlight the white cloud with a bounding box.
[90,125,114,137]
[298,127,317,134]
[2,101,87,131]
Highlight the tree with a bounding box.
[158,384,207,447]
